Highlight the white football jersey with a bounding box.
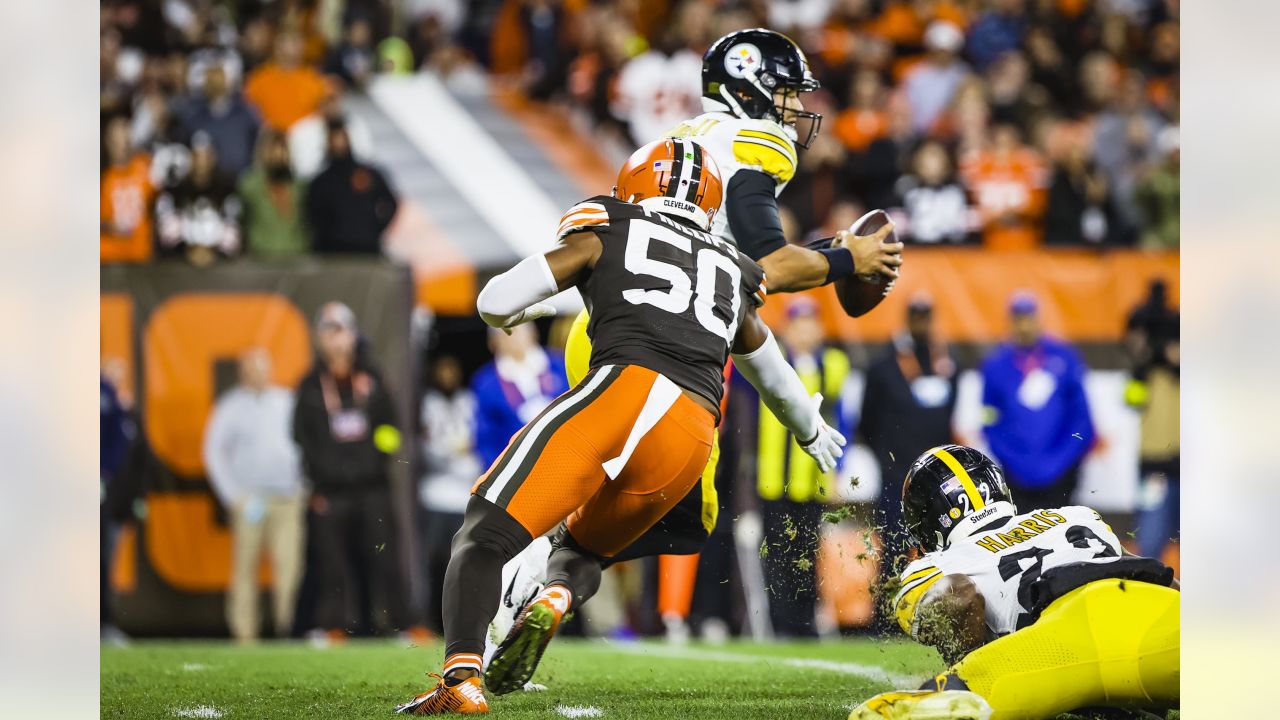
[894,505,1124,637]
[667,112,798,254]
[616,49,704,148]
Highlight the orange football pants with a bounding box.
[472,364,714,557]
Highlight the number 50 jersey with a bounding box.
[894,505,1127,637]
[557,195,765,417]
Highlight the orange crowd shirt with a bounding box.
[243,64,328,130]
[832,108,888,152]
[959,147,1049,251]
[101,155,156,263]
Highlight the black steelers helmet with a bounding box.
[702,29,823,148]
[902,445,1016,552]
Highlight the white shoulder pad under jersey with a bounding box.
[893,505,1124,637]
[668,112,798,248]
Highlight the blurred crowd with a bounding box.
[508,0,1181,250]
[102,0,1180,265]
[101,0,402,265]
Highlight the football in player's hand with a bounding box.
[833,209,897,318]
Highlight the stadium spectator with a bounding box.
[293,302,406,637]
[100,370,133,642]
[288,89,375,181]
[101,114,156,263]
[903,20,969,134]
[155,133,242,265]
[893,140,978,245]
[960,122,1048,250]
[521,0,571,100]
[857,293,957,627]
[237,131,311,260]
[1124,282,1180,560]
[470,324,568,470]
[203,348,306,642]
[324,17,377,89]
[768,0,837,33]
[966,0,1027,72]
[1023,25,1074,113]
[831,68,889,155]
[243,31,329,131]
[801,200,862,250]
[174,63,260,180]
[1091,69,1168,232]
[238,13,276,73]
[1135,126,1180,250]
[417,355,480,631]
[305,123,398,254]
[980,292,1095,511]
[984,51,1039,131]
[132,87,195,195]
[843,90,914,211]
[1043,131,1123,247]
[614,25,702,145]
[754,298,850,638]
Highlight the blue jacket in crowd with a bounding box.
[470,351,569,470]
[979,337,1094,489]
[100,376,131,482]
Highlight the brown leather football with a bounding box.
[833,209,896,318]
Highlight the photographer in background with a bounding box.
[293,302,405,637]
[1125,281,1180,561]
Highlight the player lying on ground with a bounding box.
[396,137,847,715]
[848,444,1179,720]
[485,27,902,670]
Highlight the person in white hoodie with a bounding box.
[203,347,306,642]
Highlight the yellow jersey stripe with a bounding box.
[732,139,797,182]
[738,129,797,162]
[895,570,944,636]
[902,565,940,585]
[931,446,985,511]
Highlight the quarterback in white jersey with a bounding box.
[667,27,902,291]
[851,445,1179,720]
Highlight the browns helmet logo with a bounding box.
[613,137,723,230]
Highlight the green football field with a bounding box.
[101,638,1178,720]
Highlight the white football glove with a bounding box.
[796,393,846,473]
[498,303,556,334]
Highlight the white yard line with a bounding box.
[555,705,604,718]
[172,706,223,719]
[591,643,920,688]
[180,663,208,672]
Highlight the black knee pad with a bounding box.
[451,495,533,565]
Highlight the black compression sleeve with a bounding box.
[726,169,788,262]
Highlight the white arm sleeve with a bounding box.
[476,254,559,329]
[731,329,818,443]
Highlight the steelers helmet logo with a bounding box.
[723,43,762,79]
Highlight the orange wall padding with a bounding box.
[759,248,1180,343]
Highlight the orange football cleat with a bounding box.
[395,674,489,715]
